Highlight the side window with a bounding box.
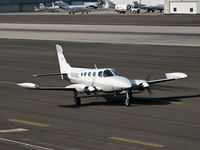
[173,8,176,12]
[88,72,91,77]
[190,8,193,12]
[93,72,96,76]
[103,70,114,77]
[98,71,103,77]
[81,72,83,76]
[84,72,87,76]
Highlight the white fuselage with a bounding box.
[67,68,132,92]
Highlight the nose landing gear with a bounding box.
[125,89,133,106]
[74,91,81,106]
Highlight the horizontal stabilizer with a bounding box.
[32,73,68,77]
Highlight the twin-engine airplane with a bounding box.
[18,45,188,106]
[55,1,93,14]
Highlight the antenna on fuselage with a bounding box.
[94,64,97,69]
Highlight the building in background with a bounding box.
[164,0,200,14]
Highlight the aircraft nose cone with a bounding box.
[113,77,132,90]
[120,79,132,89]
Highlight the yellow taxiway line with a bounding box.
[0,128,29,133]
[171,101,182,104]
[109,136,165,148]
[8,119,50,127]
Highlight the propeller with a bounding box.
[146,87,152,95]
[146,73,152,95]
[136,73,153,95]
[146,73,151,81]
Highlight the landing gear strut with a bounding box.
[74,91,81,106]
[125,89,132,106]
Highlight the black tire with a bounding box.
[74,97,81,106]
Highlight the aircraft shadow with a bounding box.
[58,94,200,108]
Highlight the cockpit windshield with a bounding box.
[111,69,121,76]
[103,70,114,77]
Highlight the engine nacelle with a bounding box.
[131,80,149,91]
[66,84,96,93]
[84,86,96,93]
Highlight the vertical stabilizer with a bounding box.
[56,44,72,79]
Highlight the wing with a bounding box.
[147,72,188,84]
[18,83,102,93]
[17,83,75,91]
[131,72,188,91]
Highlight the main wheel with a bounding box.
[74,97,81,106]
[125,98,131,106]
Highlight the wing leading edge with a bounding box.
[17,83,75,91]
[147,72,188,84]
[17,83,102,93]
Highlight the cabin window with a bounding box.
[88,72,91,77]
[84,72,87,76]
[103,70,114,77]
[81,72,83,76]
[190,8,193,12]
[111,69,120,76]
[98,71,103,77]
[93,72,96,76]
[173,8,176,12]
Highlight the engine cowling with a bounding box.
[131,80,149,91]
[66,84,96,93]
[84,86,96,93]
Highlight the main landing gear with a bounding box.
[125,89,133,106]
[73,90,133,107]
[74,91,81,106]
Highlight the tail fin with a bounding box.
[39,3,45,9]
[133,1,139,7]
[56,44,72,80]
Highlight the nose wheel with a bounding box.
[125,89,132,106]
[74,97,81,106]
[74,91,81,106]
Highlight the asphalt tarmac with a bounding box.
[0,14,200,26]
[0,38,200,150]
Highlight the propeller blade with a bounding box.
[146,73,151,81]
[147,87,153,95]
